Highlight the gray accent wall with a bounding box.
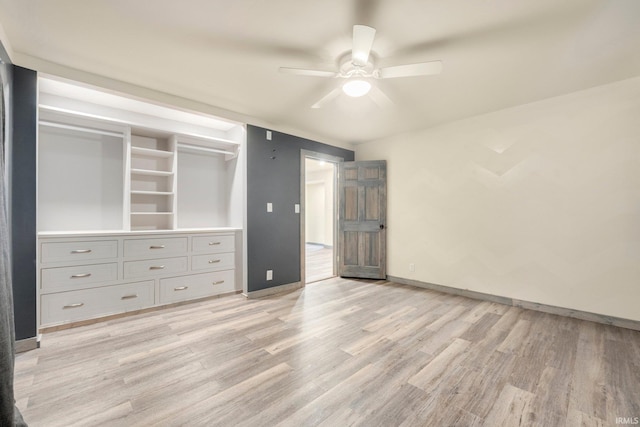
[9,66,37,341]
[246,125,354,292]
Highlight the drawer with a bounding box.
[191,252,235,272]
[40,280,154,326]
[123,257,187,279]
[41,240,118,264]
[124,237,188,258]
[192,234,235,254]
[159,270,236,304]
[41,263,118,293]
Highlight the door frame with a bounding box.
[300,150,344,286]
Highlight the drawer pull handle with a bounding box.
[209,242,221,246]
[208,259,221,264]
[149,245,166,249]
[71,273,92,279]
[121,294,138,300]
[149,265,166,270]
[174,286,188,291]
[71,249,92,254]
[212,280,225,285]
[63,303,84,309]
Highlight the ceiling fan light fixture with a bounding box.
[342,79,371,97]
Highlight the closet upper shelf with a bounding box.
[130,191,174,196]
[130,146,174,158]
[130,169,174,177]
[174,134,240,161]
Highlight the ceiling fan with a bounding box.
[279,25,443,108]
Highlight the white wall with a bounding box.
[357,76,640,322]
[305,167,335,246]
[305,182,325,244]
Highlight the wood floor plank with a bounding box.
[13,277,640,426]
[565,409,608,427]
[276,363,380,426]
[497,318,532,354]
[350,342,432,410]
[409,338,470,391]
[161,363,294,426]
[447,349,516,419]
[459,312,502,342]
[529,366,571,427]
[483,384,536,426]
[568,321,609,422]
[603,337,640,421]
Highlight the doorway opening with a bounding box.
[301,152,341,284]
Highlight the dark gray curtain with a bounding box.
[0,63,27,427]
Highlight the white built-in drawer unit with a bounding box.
[37,230,241,328]
[159,270,235,304]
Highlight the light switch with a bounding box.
[267,203,273,212]
[295,204,300,214]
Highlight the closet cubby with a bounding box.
[38,114,127,232]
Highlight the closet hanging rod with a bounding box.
[39,121,124,138]
[177,143,236,156]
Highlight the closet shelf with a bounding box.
[131,168,174,177]
[177,143,236,156]
[131,146,174,158]
[130,191,174,196]
[130,212,174,216]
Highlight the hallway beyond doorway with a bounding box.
[305,243,333,283]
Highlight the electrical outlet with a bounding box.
[267,202,273,212]
[409,263,415,272]
[266,130,272,140]
[266,270,273,281]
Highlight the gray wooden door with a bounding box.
[338,160,386,279]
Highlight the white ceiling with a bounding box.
[1,0,639,145]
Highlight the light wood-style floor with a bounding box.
[14,278,640,426]
[305,243,334,283]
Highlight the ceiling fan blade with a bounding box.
[377,61,443,79]
[368,86,394,109]
[279,67,338,78]
[352,25,376,66]
[311,88,342,109]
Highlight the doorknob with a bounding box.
[379,224,385,230]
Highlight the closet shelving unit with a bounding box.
[129,134,177,231]
[126,132,241,231]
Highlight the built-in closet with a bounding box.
[36,78,245,328]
